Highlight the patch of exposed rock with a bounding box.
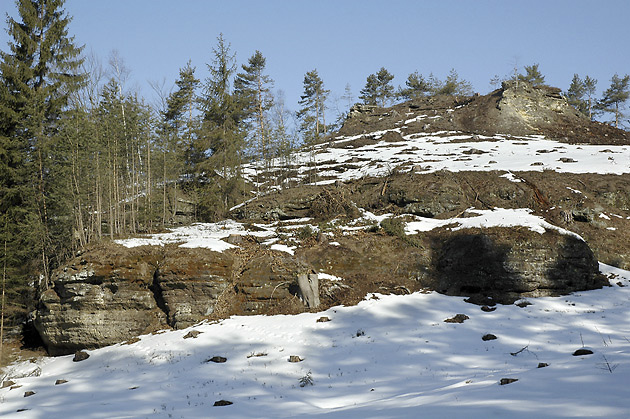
[428,227,607,304]
[34,245,166,356]
[34,219,607,355]
[339,81,629,144]
[34,244,237,355]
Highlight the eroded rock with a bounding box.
[430,227,606,304]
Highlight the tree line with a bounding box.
[1,1,629,330]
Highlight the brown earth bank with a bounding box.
[232,170,630,270]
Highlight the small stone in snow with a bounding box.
[444,314,469,323]
[73,351,89,362]
[183,330,201,339]
[499,378,518,385]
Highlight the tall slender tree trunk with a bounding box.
[1,218,8,364]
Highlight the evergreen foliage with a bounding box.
[596,74,630,128]
[297,69,329,144]
[398,71,431,100]
[196,34,247,217]
[159,61,199,224]
[435,68,474,96]
[566,74,597,119]
[518,64,546,87]
[234,50,274,162]
[2,0,630,333]
[0,0,84,319]
[360,67,395,107]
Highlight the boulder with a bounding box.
[34,244,234,355]
[429,227,607,304]
[34,245,166,356]
[157,248,234,329]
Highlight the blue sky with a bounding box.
[1,0,629,115]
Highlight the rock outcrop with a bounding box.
[429,227,607,304]
[34,245,166,356]
[34,245,238,355]
[339,80,630,144]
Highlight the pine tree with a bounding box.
[518,64,545,87]
[597,74,630,128]
[360,67,395,107]
[160,61,199,224]
[359,74,379,106]
[0,0,84,321]
[426,72,442,94]
[427,69,473,96]
[164,61,199,152]
[398,71,430,100]
[566,74,587,115]
[196,34,247,218]
[436,69,473,96]
[297,69,329,144]
[234,50,274,162]
[583,76,597,120]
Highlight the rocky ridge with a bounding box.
[33,81,629,355]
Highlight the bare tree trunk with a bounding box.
[1,218,7,364]
[146,134,151,231]
[163,151,167,227]
[96,152,102,239]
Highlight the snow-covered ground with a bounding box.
[242,131,630,188]
[1,264,629,418]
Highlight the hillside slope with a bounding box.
[28,81,630,357]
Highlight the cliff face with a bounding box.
[35,221,608,355]
[34,243,313,355]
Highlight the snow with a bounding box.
[2,265,629,418]
[405,208,583,240]
[270,244,296,255]
[115,220,275,252]
[241,132,630,188]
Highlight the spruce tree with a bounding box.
[597,74,630,128]
[164,61,199,148]
[234,50,274,162]
[297,69,329,144]
[196,34,246,218]
[436,69,473,96]
[567,74,587,115]
[518,64,545,87]
[160,61,199,224]
[359,74,379,106]
[398,71,430,100]
[0,0,84,319]
[360,67,395,107]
